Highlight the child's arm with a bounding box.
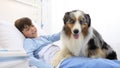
[24,39,53,68]
[44,32,61,42]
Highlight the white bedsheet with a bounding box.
[0,59,29,68]
[0,50,29,68]
[0,50,26,57]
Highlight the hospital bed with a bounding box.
[0,50,29,68]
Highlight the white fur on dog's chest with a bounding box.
[62,33,87,56]
[68,40,86,56]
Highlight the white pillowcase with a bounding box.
[0,21,25,50]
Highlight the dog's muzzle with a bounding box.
[73,29,79,34]
[73,29,79,39]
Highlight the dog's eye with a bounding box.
[79,19,85,24]
[79,20,84,24]
[69,19,75,24]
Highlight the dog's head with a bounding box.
[63,10,91,39]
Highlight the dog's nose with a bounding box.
[73,29,79,34]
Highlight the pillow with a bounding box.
[0,21,25,50]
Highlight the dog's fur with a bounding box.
[51,10,117,67]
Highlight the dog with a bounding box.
[51,10,117,67]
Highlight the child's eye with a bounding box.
[24,26,30,31]
[26,28,30,31]
[31,25,34,27]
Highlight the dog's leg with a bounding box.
[51,47,72,67]
[89,48,106,58]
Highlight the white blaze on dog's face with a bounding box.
[71,11,84,39]
[63,10,91,39]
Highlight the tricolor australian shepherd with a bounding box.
[51,10,117,67]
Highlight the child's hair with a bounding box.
[14,17,33,32]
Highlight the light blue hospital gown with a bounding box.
[23,32,60,68]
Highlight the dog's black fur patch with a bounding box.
[88,38,98,50]
[106,51,117,60]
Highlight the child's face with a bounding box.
[22,25,37,38]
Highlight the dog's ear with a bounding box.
[63,12,70,24]
[84,14,91,27]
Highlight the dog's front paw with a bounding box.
[51,54,72,67]
[51,48,72,67]
[50,52,66,67]
[50,57,61,67]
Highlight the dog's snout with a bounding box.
[73,29,79,34]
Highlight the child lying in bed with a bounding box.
[14,17,61,68]
[14,17,120,68]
